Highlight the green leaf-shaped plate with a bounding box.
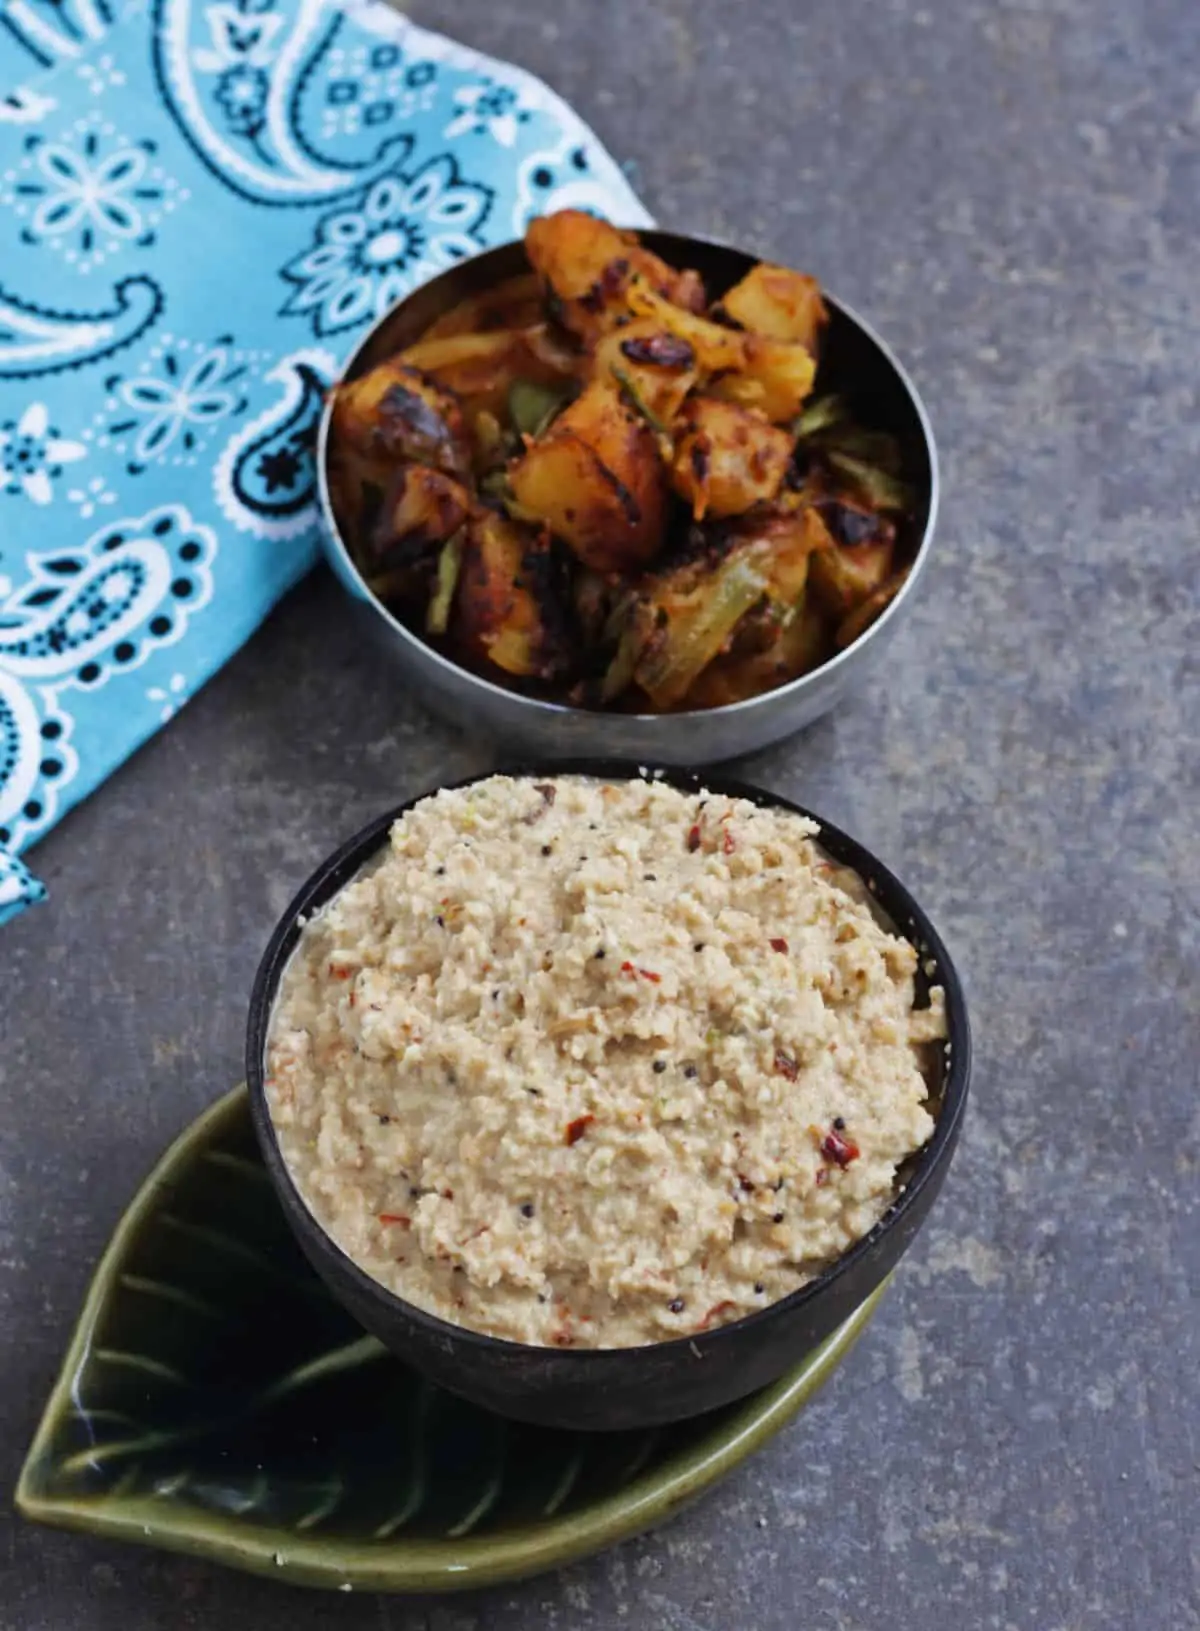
[16,1088,886,1592]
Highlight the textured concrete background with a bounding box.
[3,0,1198,1626]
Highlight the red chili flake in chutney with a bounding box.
[620,961,661,983]
[770,937,789,954]
[565,1114,595,1146]
[723,829,736,854]
[775,1051,799,1080]
[687,823,702,852]
[699,1300,738,1331]
[820,1127,860,1167]
[815,1168,829,1188]
[378,1213,411,1227]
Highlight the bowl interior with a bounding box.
[315,231,938,730]
[247,764,970,1369]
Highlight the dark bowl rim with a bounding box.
[314,227,941,726]
[246,762,971,1365]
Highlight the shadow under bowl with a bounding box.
[316,231,939,765]
[246,764,970,1432]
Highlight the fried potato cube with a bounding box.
[715,263,828,355]
[525,210,705,340]
[591,318,699,423]
[328,361,471,477]
[369,465,472,567]
[508,381,668,574]
[708,334,817,423]
[452,511,567,679]
[670,397,793,519]
[624,279,747,375]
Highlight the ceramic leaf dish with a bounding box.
[16,1087,885,1592]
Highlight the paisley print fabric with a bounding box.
[0,0,647,924]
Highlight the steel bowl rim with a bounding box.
[314,230,940,728]
[246,760,971,1367]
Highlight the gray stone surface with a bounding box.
[3,0,1198,1625]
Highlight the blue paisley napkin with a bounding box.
[0,0,648,925]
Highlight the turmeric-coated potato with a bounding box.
[708,334,816,423]
[525,210,705,340]
[370,465,472,568]
[329,361,471,477]
[715,263,828,356]
[670,397,793,519]
[452,511,566,680]
[591,317,698,423]
[508,381,668,574]
[625,279,747,376]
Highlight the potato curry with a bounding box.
[326,211,916,712]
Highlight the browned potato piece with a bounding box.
[591,318,698,422]
[671,397,793,519]
[452,511,563,679]
[715,263,828,355]
[508,381,668,573]
[625,279,747,375]
[329,361,471,477]
[708,334,816,423]
[683,602,831,707]
[809,532,897,618]
[370,465,472,565]
[399,327,573,424]
[420,273,545,341]
[525,211,704,340]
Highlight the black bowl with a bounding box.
[246,765,970,1431]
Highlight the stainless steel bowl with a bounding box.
[316,231,939,764]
